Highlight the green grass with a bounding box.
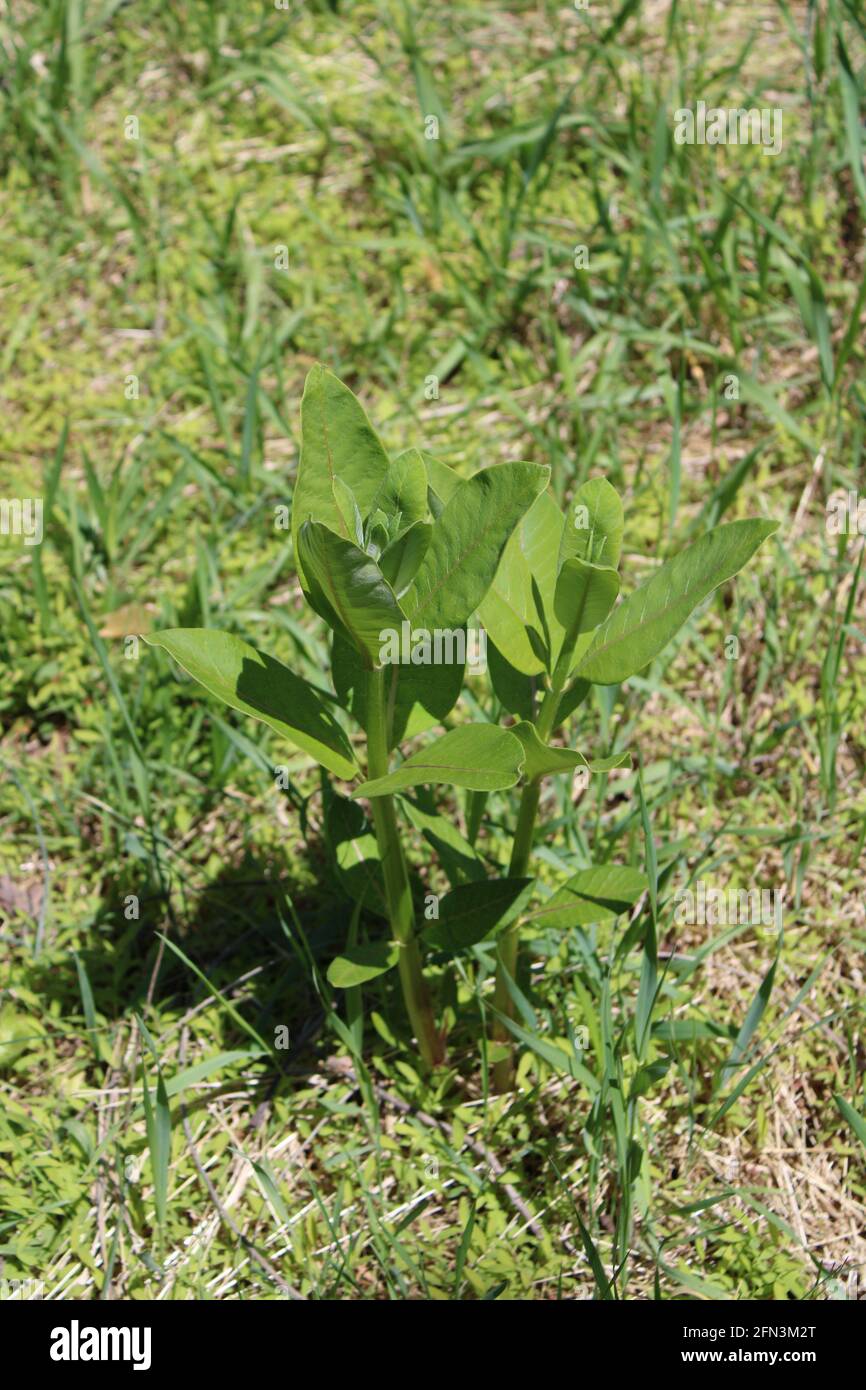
[0,0,864,1300]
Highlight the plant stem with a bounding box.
[491,777,541,1076]
[491,650,573,1090]
[365,666,443,1068]
[465,788,488,848]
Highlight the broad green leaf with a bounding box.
[365,507,392,554]
[292,365,391,584]
[405,461,550,631]
[353,724,525,798]
[510,720,631,781]
[554,558,619,634]
[424,878,535,953]
[402,797,486,885]
[553,557,620,671]
[335,832,386,914]
[525,621,551,670]
[333,477,364,547]
[379,520,432,596]
[574,519,779,685]
[525,866,648,929]
[327,941,400,988]
[383,655,465,744]
[322,782,387,918]
[487,640,537,720]
[368,448,429,533]
[332,629,464,744]
[479,490,565,675]
[422,450,462,506]
[556,677,591,722]
[559,477,624,568]
[331,630,369,721]
[145,628,357,779]
[298,520,406,666]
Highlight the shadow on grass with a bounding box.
[26,826,423,1094]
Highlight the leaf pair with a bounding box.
[480,467,778,715]
[351,721,626,798]
[478,478,623,683]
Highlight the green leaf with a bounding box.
[142,1065,170,1230]
[298,520,406,665]
[249,1155,292,1231]
[553,557,620,671]
[145,628,357,779]
[496,1011,596,1084]
[137,1022,171,1233]
[322,782,387,918]
[837,34,866,216]
[332,476,365,547]
[327,941,400,988]
[554,558,619,635]
[331,630,464,745]
[510,720,630,781]
[556,677,591,722]
[404,461,550,631]
[635,772,658,1060]
[74,952,107,1064]
[834,1095,866,1149]
[379,520,432,596]
[719,948,780,1087]
[526,866,648,929]
[0,1007,34,1071]
[559,477,624,568]
[292,365,391,585]
[479,490,564,675]
[353,724,525,797]
[629,1058,672,1100]
[402,797,486,886]
[368,447,429,533]
[424,878,535,952]
[162,1051,266,1099]
[422,450,462,506]
[574,519,779,685]
[335,831,387,915]
[487,640,537,720]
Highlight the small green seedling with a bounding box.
[145,366,778,1081]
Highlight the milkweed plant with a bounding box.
[145,367,778,1088]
